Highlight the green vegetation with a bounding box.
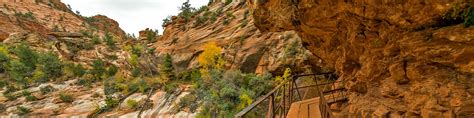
[103,32,116,48]
[178,1,195,22]
[40,85,55,94]
[161,54,175,80]
[59,92,74,103]
[464,6,474,27]
[16,106,31,115]
[225,0,233,6]
[162,16,172,27]
[126,99,139,110]
[14,11,36,20]
[90,59,106,79]
[167,42,276,117]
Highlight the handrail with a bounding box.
[234,73,343,118]
[234,77,291,117]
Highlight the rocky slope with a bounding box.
[248,0,474,117]
[0,0,126,40]
[0,0,319,117]
[155,0,318,75]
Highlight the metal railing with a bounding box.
[235,73,347,118]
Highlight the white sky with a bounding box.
[61,0,209,35]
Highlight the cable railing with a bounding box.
[235,73,347,118]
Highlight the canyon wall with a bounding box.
[248,0,474,117]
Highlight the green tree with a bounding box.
[7,60,31,86]
[90,59,106,79]
[103,33,116,48]
[178,0,195,22]
[37,52,63,79]
[162,54,175,79]
[13,44,37,69]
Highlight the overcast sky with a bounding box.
[62,0,209,35]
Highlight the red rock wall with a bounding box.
[249,0,474,117]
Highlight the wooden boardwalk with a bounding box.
[287,94,347,118]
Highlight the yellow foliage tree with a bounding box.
[197,42,225,80]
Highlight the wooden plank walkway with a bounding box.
[287,94,347,118]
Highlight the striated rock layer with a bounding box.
[248,0,474,117]
[156,1,320,74]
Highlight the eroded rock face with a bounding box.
[248,0,474,117]
[0,0,126,39]
[156,1,319,74]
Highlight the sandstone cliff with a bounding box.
[155,0,319,75]
[248,0,474,117]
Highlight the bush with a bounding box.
[59,92,74,103]
[193,70,274,117]
[126,99,139,110]
[25,95,37,101]
[7,60,31,85]
[14,11,36,20]
[178,1,195,22]
[177,94,198,112]
[37,52,63,79]
[162,16,172,27]
[225,0,232,6]
[16,106,31,115]
[92,34,101,44]
[107,65,118,77]
[90,59,106,79]
[40,85,55,94]
[4,93,18,101]
[103,96,119,111]
[103,33,116,48]
[0,46,9,73]
[69,64,86,77]
[13,44,37,70]
[464,6,474,27]
[21,90,31,96]
[162,54,175,79]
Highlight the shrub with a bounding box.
[210,12,218,22]
[131,67,141,78]
[21,90,31,96]
[177,94,198,112]
[162,54,175,79]
[192,69,274,117]
[178,1,195,22]
[15,11,36,20]
[163,83,178,93]
[13,44,37,69]
[4,93,18,101]
[90,59,106,79]
[103,96,118,111]
[126,99,139,110]
[162,16,172,27]
[70,64,86,77]
[0,46,10,73]
[225,0,232,6]
[103,33,116,48]
[92,34,101,44]
[198,42,225,80]
[107,65,118,77]
[40,85,55,94]
[31,67,47,83]
[25,95,37,101]
[464,6,474,27]
[52,25,60,32]
[37,52,63,79]
[0,80,6,88]
[59,92,74,103]
[16,106,31,115]
[6,60,31,86]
